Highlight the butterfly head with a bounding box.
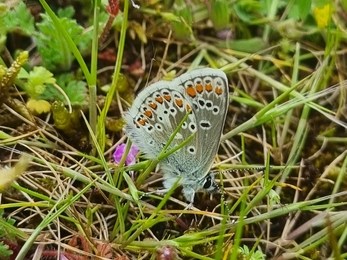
[201,172,219,193]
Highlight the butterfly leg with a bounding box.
[182,186,196,208]
[138,188,170,200]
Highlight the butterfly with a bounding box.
[124,68,229,206]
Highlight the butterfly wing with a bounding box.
[124,82,198,160]
[166,68,229,179]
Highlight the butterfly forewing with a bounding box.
[124,82,198,160]
[167,69,229,178]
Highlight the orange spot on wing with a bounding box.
[155,96,163,103]
[148,102,157,109]
[175,99,183,107]
[195,83,203,93]
[205,83,213,92]
[137,118,148,126]
[143,110,153,118]
[215,87,223,95]
[186,104,192,112]
[163,94,172,102]
[186,86,196,98]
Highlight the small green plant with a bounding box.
[238,245,265,260]
[51,100,82,136]
[1,2,35,37]
[18,66,55,114]
[171,0,194,41]
[18,68,88,114]
[42,73,88,106]
[209,0,231,31]
[0,212,16,238]
[35,6,92,71]
[3,3,92,71]
[0,210,17,259]
[0,242,12,259]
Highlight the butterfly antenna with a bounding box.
[217,166,270,215]
[221,166,269,175]
[212,181,230,215]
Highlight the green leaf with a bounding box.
[35,7,92,71]
[288,0,312,20]
[62,81,88,105]
[0,210,17,239]
[26,99,51,114]
[40,73,88,106]
[57,5,75,18]
[0,242,13,258]
[233,1,262,23]
[298,0,312,20]
[17,66,55,98]
[19,67,55,99]
[218,37,269,53]
[171,0,194,41]
[3,2,35,35]
[31,67,56,84]
[210,0,230,31]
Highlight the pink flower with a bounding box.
[156,245,181,260]
[113,144,139,166]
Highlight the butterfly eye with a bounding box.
[203,175,219,193]
[203,175,213,189]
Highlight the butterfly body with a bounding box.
[124,68,229,204]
